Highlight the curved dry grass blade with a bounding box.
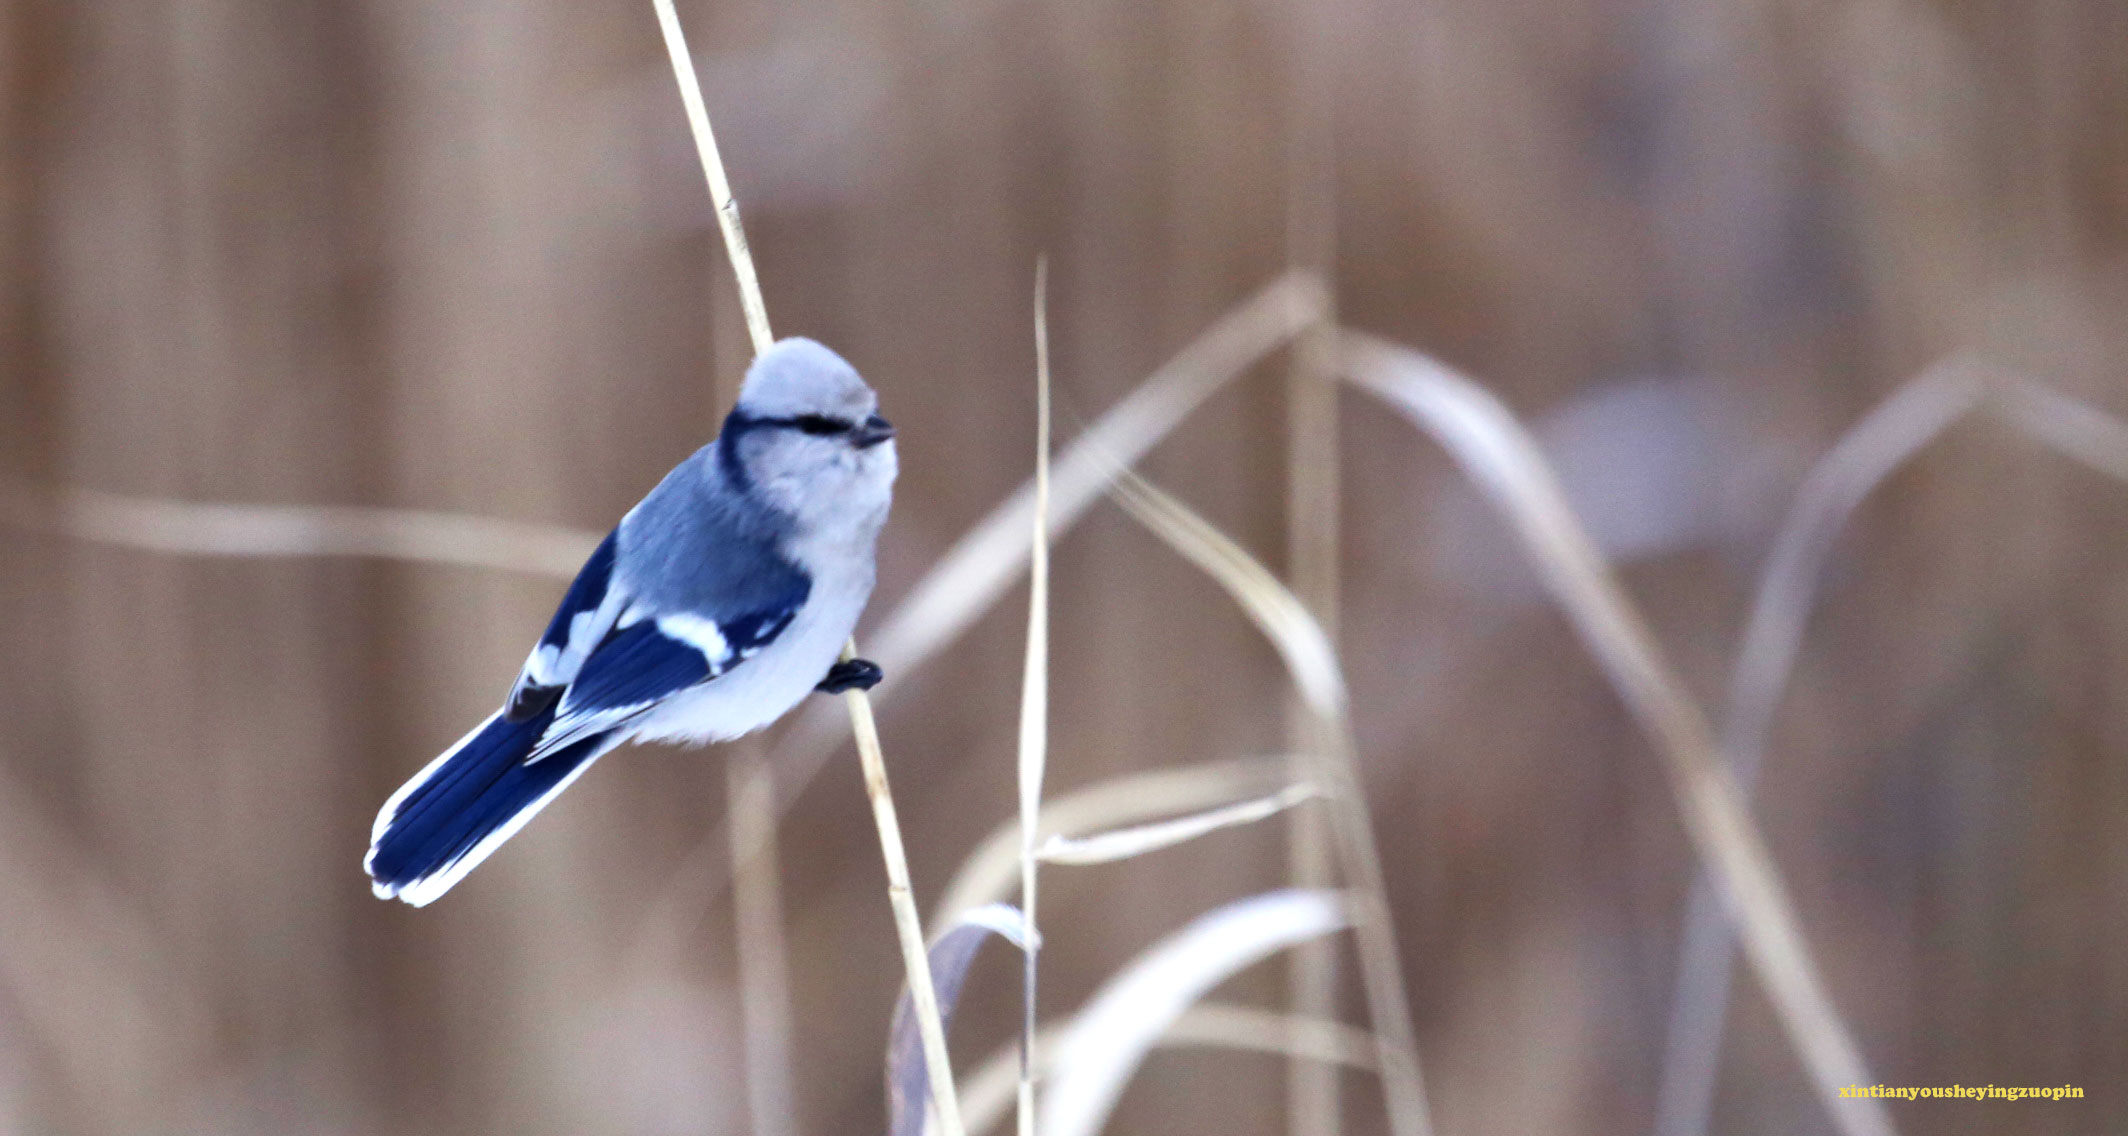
[1653,357,1983,1136]
[0,479,599,578]
[1037,782,1323,866]
[1016,259,1054,1136]
[935,757,1300,927]
[1040,890,1348,1136]
[1992,373,2128,485]
[649,4,961,1133]
[957,1003,1380,1136]
[1724,357,1985,798]
[1107,473,1432,1136]
[1167,1003,1379,1072]
[892,906,1038,1136]
[1341,331,1896,1136]
[629,275,1329,967]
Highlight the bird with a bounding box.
[365,337,897,906]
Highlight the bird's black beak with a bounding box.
[852,413,896,448]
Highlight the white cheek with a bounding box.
[858,442,896,481]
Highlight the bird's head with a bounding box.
[721,337,898,531]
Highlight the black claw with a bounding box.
[816,658,884,694]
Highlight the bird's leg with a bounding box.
[816,658,883,694]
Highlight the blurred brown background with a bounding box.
[3,0,2126,1133]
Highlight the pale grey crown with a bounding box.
[738,337,878,422]
[720,336,897,532]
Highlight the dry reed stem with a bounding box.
[1108,472,1434,1136]
[650,0,771,352]
[937,756,1299,924]
[0,479,598,577]
[1280,7,1343,1131]
[727,754,800,1136]
[633,276,1325,959]
[1283,334,1341,1136]
[1340,332,1895,1136]
[648,3,963,1133]
[1653,357,1983,1136]
[1015,260,1053,1136]
[845,653,968,1136]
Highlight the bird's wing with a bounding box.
[505,530,626,722]
[526,582,810,760]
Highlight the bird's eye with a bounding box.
[791,415,850,436]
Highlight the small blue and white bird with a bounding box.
[366,337,897,906]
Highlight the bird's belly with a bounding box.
[627,576,870,746]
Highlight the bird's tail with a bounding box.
[365,707,619,906]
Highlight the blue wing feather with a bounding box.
[506,531,620,722]
[564,621,714,715]
[529,575,811,759]
[538,531,617,651]
[721,601,803,654]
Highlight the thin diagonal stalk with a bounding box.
[649,4,963,1135]
[1281,1,1343,1129]
[1015,260,1053,1136]
[651,0,770,353]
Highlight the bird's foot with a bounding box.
[816,658,883,694]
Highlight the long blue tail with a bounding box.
[366,707,618,906]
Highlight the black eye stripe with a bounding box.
[731,412,853,436]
